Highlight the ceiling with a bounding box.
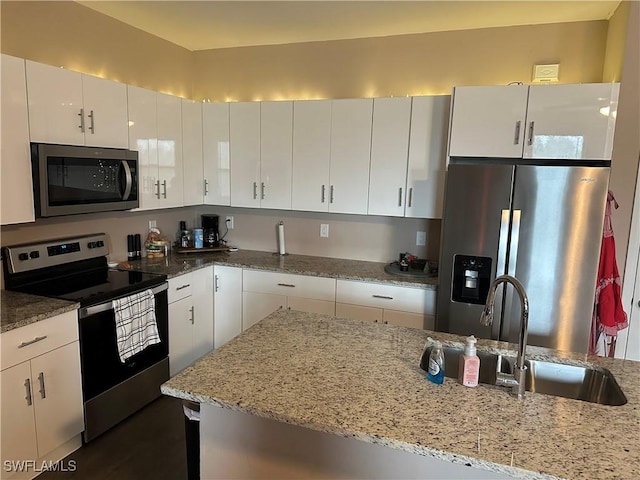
[77,1,621,52]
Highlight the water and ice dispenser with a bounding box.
[451,255,492,305]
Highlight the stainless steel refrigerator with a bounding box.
[436,160,609,353]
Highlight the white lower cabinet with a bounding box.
[242,270,336,330]
[335,280,436,330]
[0,311,83,477]
[168,267,214,376]
[213,265,243,349]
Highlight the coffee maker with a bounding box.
[201,214,220,247]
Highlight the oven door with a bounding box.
[78,283,168,402]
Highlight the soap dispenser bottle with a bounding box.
[426,340,445,385]
[458,335,480,387]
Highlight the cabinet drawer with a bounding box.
[243,270,336,301]
[168,273,193,303]
[336,280,436,315]
[1,310,78,370]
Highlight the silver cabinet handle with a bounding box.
[408,187,413,207]
[527,121,535,146]
[162,180,167,199]
[398,187,403,207]
[372,294,393,300]
[204,179,209,196]
[24,378,32,406]
[330,185,334,204]
[176,284,190,291]
[321,185,326,203]
[261,182,265,200]
[514,120,521,145]
[37,372,46,399]
[277,283,296,288]
[155,180,161,199]
[253,182,258,199]
[214,275,220,292]
[18,336,47,348]
[189,306,195,325]
[78,108,85,132]
[88,110,95,134]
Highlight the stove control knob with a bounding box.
[88,242,95,249]
[18,253,29,261]
[97,240,105,247]
[29,251,40,259]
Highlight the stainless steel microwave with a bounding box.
[31,143,139,217]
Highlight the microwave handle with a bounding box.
[119,160,133,200]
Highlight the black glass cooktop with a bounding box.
[13,267,166,307]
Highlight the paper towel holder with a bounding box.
[276,220,288,256]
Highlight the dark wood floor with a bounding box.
[36,396,188,480]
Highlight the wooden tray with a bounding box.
[174,246,230,254]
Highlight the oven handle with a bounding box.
[79,283,168,319]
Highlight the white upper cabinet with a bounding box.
[128,86,183,210]
[260,101,293,210]
[182,99,204,206]
[448,83,619,161]
[367,97,412,217]
[26,60,128,148]
[292,100,332,212]
[203,102,231,206]
[329,98,373,214]
[523,83,619,161]
[230,102,261,208]
[1,54,34,225]
[405,95,451,219]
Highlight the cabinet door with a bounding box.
[203,102,231,206]
[26,60,85,145]
[287,297,335,316]
[405,96,450,219]
[448,85,529,158]
[261,101,293,210]
[1,54,34,225]
[0,361,38,463]
[128,85,160,210]
[329,99,372,214]
[243,292,286,331]
[81,74,129,148]
[368,97,412,216]
[524,83,620,161]
[169,296,194,376]
[292,100,332,212]
[157,92,184,208]
[182,99,205,206]
[230,102,261,208]
[213,266,243,349]
[335,303,383,324]
[30,342,84,458]
[191,266,214,361]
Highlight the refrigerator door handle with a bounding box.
[493,209,511,340]
[508,210,522,277]
[500,209,522,342]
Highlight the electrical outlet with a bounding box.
[149,220,157,229]
[416,231,426,246]
[320,224,329,238]
[225,216,234,230]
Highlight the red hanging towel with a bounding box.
[590,191,628,357]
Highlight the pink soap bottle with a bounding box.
[458,335,480,387]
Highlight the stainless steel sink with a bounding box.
[420,346,627,406]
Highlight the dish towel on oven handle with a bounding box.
[113,289,161,363]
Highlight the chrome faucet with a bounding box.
[480,274,529,399]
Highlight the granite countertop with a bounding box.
[162,309,640,480]
[1,290,79,334]
[127,249,438,289]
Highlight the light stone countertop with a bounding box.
[162,309,640,480]
[126,249,438,289]
[0,290,79,333]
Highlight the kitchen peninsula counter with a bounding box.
[161,309,640,480]
[0,290,79,333]
[126,249,438,289]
